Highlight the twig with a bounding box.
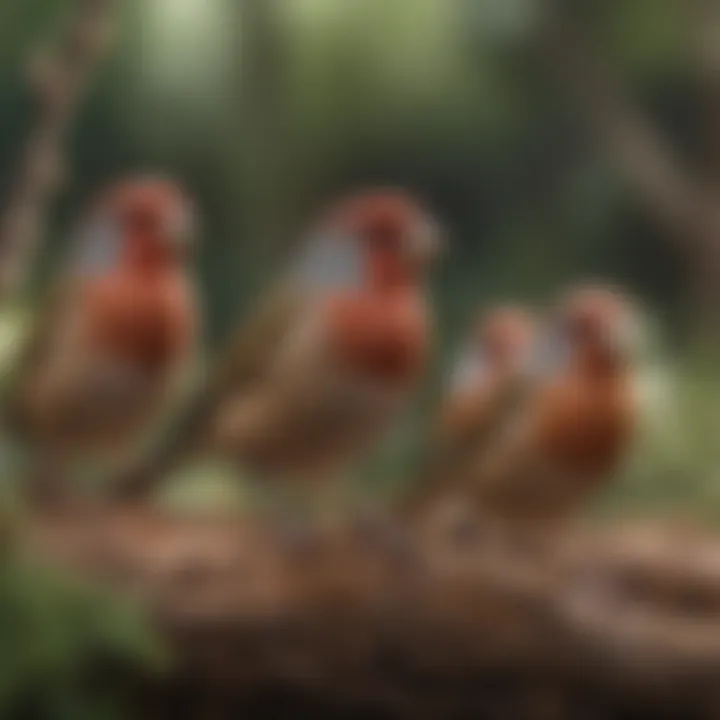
[0,0,118,303]
[539,1,720,318]
[540,3,708,242]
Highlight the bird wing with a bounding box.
[458,327,576,519]
[401,369,535,521]
[213,282,306,399]
[462,385,556,521]
[3,215,130,437]
[437,346,509,456]
[4,281,84,436]
[400,323,569,522]
[211,227,366,397]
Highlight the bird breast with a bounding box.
[277,309,412,425]
[322,291,430,384]
[84,275,194,374]
[534,376,636,478]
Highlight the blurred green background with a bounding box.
[0,0,717,512]
[1,0,720,715]
[0,0,687,331]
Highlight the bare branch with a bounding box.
[539,3,718,249]
[0,0,118,303]
[539,1,720,322]
[686,0,720,175]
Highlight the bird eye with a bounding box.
[166,206,195,249]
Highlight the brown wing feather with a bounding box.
[214,282,304,394]
[4,213,119,437]
[400,371,536,521]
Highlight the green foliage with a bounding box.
[0,546,166,719]
[589,349,720,525]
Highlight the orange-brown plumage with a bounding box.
[82,271,193,375]
[324,289,429,383]
[467,287,639,530]
[10,177,198,464]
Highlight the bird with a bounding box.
[461,285,640,542]
[437,306,537,455]
[401,305,537,524]
[7,176,200,506]
[114,189,442,524]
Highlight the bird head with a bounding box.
[557,286,640,370]
[450,305,535,393]
[476,306,536,371]
[320,189,442,291]
[90,176,196,271]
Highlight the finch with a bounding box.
[8,176,199,504]
[465,286,639,538]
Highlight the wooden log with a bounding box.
[22,509,720,718]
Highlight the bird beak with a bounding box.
[408,221,443,267]
[166,206,197,256]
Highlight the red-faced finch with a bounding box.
[8,176,199,504]
[465,286,639,539]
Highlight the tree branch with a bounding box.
[539,1,720,320]
[686,0,720,180]
[0,0,118,303]
[24,509,720,717]
[540,4,711,244]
